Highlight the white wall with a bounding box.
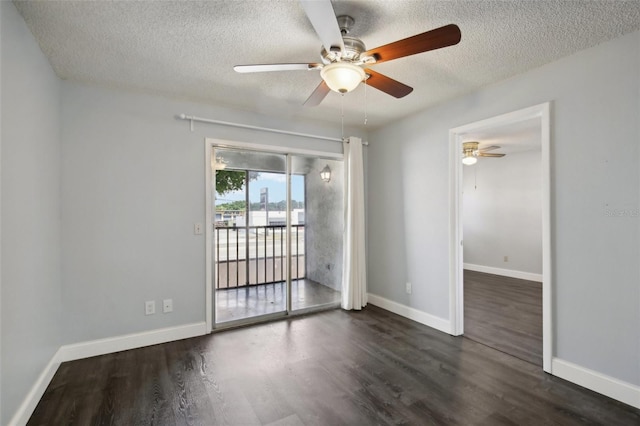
[463,150,542,276]
[368,30,640,387]
[60,81,363,344]
[1,2,62,424]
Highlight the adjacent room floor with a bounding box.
[29,306,638,425]
[463,269,542,366]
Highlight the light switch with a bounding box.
[194,223,203,235]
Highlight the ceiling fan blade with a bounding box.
[299,0,345,53]
[478,153,506,157]
[304,80,331,107]
[479,145,501,153]
[364,69,413,98]
[234,63,322,73]
[364,24,461,64]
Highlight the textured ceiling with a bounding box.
[14,0,640,129]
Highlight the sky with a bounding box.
[215,172,304,205]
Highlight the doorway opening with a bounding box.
[449,103,552,372]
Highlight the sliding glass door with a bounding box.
[213,148,289,324]
[211,146,343,326]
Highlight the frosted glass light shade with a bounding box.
[320,62,365,94]
[462,155,477,165]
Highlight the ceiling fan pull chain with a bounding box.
[475,164,478,190]
[341,93,345,140]
[364,78,368,125]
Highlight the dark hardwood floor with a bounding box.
[464,269,543,366]
[29,306,639,425]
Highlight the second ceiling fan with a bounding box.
[234,0,461,106]
[462,141,506,165]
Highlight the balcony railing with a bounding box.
[215,224,305,289]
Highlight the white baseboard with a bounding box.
[464,263,542,282]
[367,293,452,335]
[552,358,640,409]
[58,322,207,362]
[9,322,208,425]
[8,348,62,426]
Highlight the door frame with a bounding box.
[204,138,343,332]
[448,103,552,372]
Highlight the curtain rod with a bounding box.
[177,113,368,145]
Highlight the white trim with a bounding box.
[449,102,552,372]
[57,322,207,362]
[205,141,214,332]
[552,358,640,409]
[8,349,62,426]
[449,135,464,336]
[540,103,552,371]
[368,293,452,335]
[463,263,542,282]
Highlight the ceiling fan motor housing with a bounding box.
[321,36,367,63]
[463,141,479,156]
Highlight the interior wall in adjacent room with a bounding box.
[463,149,542,276]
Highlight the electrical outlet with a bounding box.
[163,299,173,313]
[406,282,412,294]
[504,255,509,262]
[145,300,156,315]
[194,223,203,235]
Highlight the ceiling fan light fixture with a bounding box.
[462,155,477,166]
[320,62,365,94]
[462,141,478,165]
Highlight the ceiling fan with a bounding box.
[462,141,506,165]
[234,0,461,106]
